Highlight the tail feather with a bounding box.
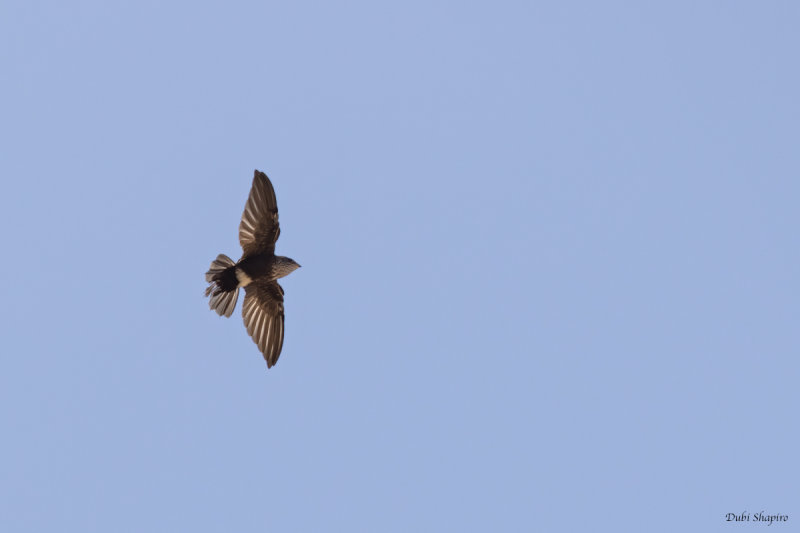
[206,254,235,282]
[205,254,239,317]
[208,287,238,317]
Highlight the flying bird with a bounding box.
[205,170,300,368]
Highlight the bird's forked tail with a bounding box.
[205,254,239,317]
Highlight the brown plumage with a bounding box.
[205,170,300,368]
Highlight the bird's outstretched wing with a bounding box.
[242,279,285,368]
[239,170,280,257]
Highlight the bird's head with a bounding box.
[274,256,301,278]
[287,258,301,272]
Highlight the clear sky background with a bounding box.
[1,1,798,531]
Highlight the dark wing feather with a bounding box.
[242,280,285,368]
[239,170,280,257]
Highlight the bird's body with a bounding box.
[236,254,301,286]
[205,170,300,368]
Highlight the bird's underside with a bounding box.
[205,170,299,369]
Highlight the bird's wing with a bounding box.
[239,170,281,257]
[242,279,285,368]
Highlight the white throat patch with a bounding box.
[235,268,253,287]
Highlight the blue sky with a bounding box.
[2,1,798,531]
